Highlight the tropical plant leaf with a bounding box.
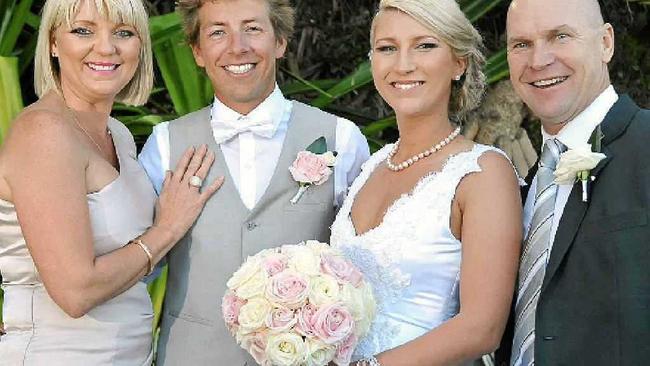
[0,56,23,145]
[485,49,509,84]
[0,0,34,56]
[361,115,397,137]
[310,61,373,108]
[150,12,213,116]
[460,0,506,23]
[147,266,168,338]
[280,79,338,96]
[18,29,38,75]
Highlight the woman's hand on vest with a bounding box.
[153,144,224,243]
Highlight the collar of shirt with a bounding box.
[209,84,292,140]
[541,85,618,150]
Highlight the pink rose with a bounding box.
[313,303,354,345]
[222,292,247,328]
[266,270,309,309]
[289,151,333,185]
[262,254,288,277]
[321,254,363,287]
[333,332,358,366]
[295,303,319,337]
[266,306,297,332]
[241,331,270,366]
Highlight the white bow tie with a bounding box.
[212,116,277,144]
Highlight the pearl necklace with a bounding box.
[386,125,462,172]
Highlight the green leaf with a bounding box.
[280,79,338,96]
[305,136,327,154]
[121,115,173,138]
[18,29,38,76]
[280,67,333,99]
[150,13,213,116]
[147,266,168,338]
[361,115,397,137]
[0,0,34,56]
[461,0,506,23]
[0,56,23,145]
[310,61,373,108]
[485,49,509,84]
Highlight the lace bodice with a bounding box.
[331,143,507,358]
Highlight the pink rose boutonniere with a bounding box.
[289,137,337,204]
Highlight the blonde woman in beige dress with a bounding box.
[0,0,223,364]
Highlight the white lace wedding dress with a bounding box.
[331,143,507,361]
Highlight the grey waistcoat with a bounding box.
[157,101,337,365]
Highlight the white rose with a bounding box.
[227,256,263,290]
[554,144,606,185]
[305,240,334,256]
[304,337,336,366]
[309,274,341,306]
[236,269,269,299]
[238,298,273,334]
[319,151,337,167]
[266,332,306,366]
[339,283,364,320]
[257,247,280,258]
[357,282,376,337]
[286,245,320,276]
[340,282,375,337]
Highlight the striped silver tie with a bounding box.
[511,138,565,366]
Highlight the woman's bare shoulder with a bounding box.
[5,97,75,149]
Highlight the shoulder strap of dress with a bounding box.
[442,144,523,188]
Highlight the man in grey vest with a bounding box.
[138,0,369,364]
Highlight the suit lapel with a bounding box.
[521,159,539,204]
[542,95,640,291]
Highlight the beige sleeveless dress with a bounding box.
[0,118,157,365]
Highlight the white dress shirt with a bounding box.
[138,85,370,210]
[523,85,618,256]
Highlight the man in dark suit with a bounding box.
[496,0,650,365]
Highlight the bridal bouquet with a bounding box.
[222,240,376,366]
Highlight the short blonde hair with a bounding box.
[176,0,295,46]
[34,0,153,106]
[371,0,486,119]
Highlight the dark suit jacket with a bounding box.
[496,95,650,365]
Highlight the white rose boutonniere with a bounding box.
[553,127,606,202]
[288,137,337,204]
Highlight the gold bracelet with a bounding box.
[130,239,154,276]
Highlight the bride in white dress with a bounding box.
[331,1,523,365]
